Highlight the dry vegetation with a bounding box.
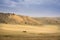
[0,24,59,33]
[0,34,60,40]
[0,13,40,25]
[0,24,60,40]
[34,17,60,25]
[0,13,60,25]
[0,13,60,40]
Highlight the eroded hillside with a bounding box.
[0,12,60,25]
[0,13,40,25]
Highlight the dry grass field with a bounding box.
[0,24,59,33]
[0,13,60,40]
[0,24,60,40]
[0,34,60,40]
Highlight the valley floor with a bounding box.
[0,33,60,40]
[0,24,60,40]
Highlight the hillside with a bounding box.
[34,17,60,25]
[0,13,59,33]
[0,12,60,25]
[0,12,40,25]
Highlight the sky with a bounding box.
[0,0,60,17]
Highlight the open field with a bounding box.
[0,24,59,33]
[0,33,60,40]
[0,24,60,40]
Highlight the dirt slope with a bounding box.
[0,13,40,25]
[0,12,60,25]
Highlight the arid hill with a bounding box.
[0,12,60,25]
[0,12,41,25]
[34,17,60,25]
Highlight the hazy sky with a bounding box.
[0,0,60,17]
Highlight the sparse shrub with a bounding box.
[22,31,27,33]
[12,13,15,15]
[25,22,27,24]
[3,35,12,37]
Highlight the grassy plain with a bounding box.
[0,24,60,40]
